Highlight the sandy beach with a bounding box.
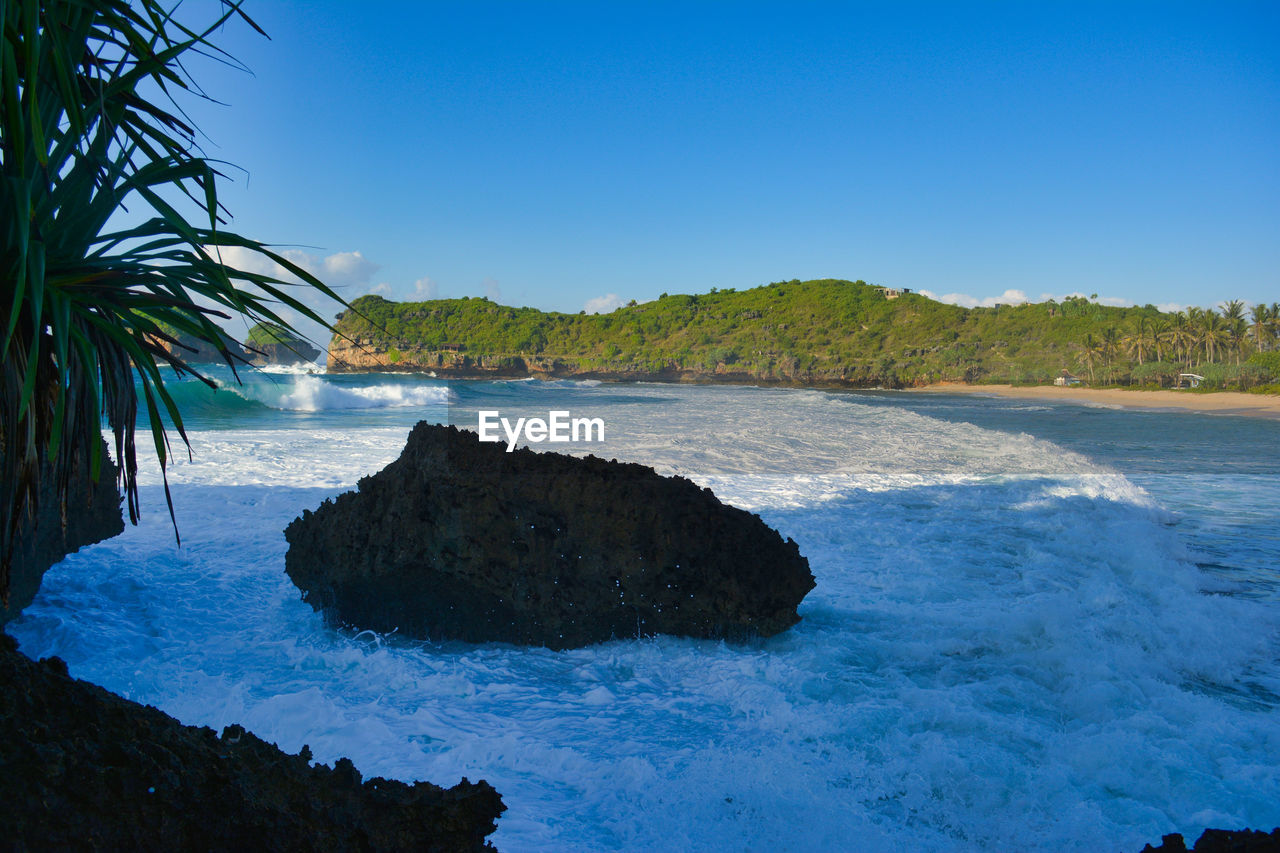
[911,383,1280,420]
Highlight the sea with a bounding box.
[7,368,1280,852]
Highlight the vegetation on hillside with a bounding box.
[332,280,1280,390]
[1074,300,1280,391]
[246,322,307,348]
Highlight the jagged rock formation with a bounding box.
[1139,828,1280,852]
[284,423,815,649]
[0,635,504,851]
[2,438,124,624]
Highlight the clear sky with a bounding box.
[178,1,1277,337]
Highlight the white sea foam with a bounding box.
[217,375,451,412]
[8,382,1280,851]
[255,362,326,375]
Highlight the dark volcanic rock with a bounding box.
[2,438,124,624]
[0,634,504,851]
[285,422,815,649]
[1140,828,1280,852]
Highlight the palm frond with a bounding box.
[1,0,345,604]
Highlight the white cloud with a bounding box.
[318,250,380,288]
[917,288,1029,309]
[198,245,382,355]
[370,282,393,295]
[209,245,380,291]
[584,293,626,314]
[413,277,439,299]
[1157,302,1192,314]
[919,288,1144,309]
[1058,291,1133,307]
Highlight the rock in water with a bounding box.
[0,635,504,850]
[285,422,814,649]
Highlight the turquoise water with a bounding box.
[9,370,1280,851]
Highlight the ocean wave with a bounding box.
[22,381,1280,852]
[266,376,449,411]
[156,375,452,418]
[256,363,327,376]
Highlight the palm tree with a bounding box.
[1252,304,1276,353]
[1221,299,1246,324]
[1220,300,1247,364]
[1197,308,1226,365]
[1169,311,1195,367]
[1077,333,1104,383]
[1150,316,1170,363]
[2,2,345,596]
[1122,316,1153,366]
[1224,316,1248,365]
[1100,327,1121,382]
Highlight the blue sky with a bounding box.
[182,1,1277,336]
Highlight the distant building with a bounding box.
[1176,373,1204,389]
[1053,371,1082,386]
[877,286,912,300]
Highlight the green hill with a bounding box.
[328,279,1277,390]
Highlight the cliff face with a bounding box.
[284,423,815,649]
[0,634,504,850]
[325,339,929,388]
[2,439,124,625]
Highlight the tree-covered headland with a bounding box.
[330,280,1280,392]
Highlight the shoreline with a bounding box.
[908,383,1280,420]
[317,362,1280,420]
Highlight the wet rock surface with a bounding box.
[0,634,504,851]
[285,422,814,649]
[2,438,124,624]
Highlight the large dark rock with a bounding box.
[285,422,814,649]
[2,438,124,624]
[1139,828,1280,852]
[0,634,504,851]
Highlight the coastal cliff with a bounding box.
[326,335,917,387]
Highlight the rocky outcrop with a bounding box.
[284,423,814,649]
[1139,828,1280,852]
[325,338,917,388]
[248,339,322,367]
[149,331,250,365]
[2,438,124,624]
[0,634,504,850]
